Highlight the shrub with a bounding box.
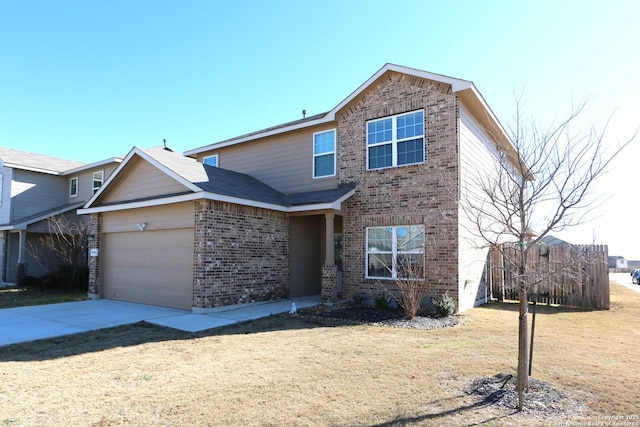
[30,265,89,292]
[17,275,38,288]
[434,291,456,318]
[374,293,392,311]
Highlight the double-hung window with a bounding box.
[367,110,425,170]
[366,225,425,279]
[69,177,78,197]
[92,171,104,194]
[313,129,336,178]
[203,155,218,167]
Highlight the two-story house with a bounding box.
[79,64,519,313]
[0,147,121,283]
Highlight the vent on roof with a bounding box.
[163,138,173,152]
[302,109,306,119]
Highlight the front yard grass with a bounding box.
[0,285,86,309]
[0,278,638,426]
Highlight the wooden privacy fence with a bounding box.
[490,243,610,310]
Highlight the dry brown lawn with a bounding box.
[1,277,638,426]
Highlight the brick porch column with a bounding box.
[87,213,101,299]
[321,213,338,302]
[321,265,338,302]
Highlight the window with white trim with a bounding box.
[69,177,78,197]
[366,225,425,279]
[92,171,104,194]
[313,129,336,178]
[203,155,218,167]
[367,110,425,170]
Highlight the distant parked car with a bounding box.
[631,270,640,285]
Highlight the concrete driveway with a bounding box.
[0,296,320,347]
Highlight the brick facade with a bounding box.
[192,200,289,310]
[337,71,460,304]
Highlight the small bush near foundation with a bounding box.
[25,266,89,292]
[374,293,392,311]
[434,291,456,318]
[17,275,38,288]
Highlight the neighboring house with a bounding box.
[0,147,121,282]
[79,63,520,312]
[539,235,570,246]
[608,256,628,269]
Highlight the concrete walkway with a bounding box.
[0,296,321,347]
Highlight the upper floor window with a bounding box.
[92,171,104,194]
[366,225,425,279]
[313,129,336,178]
[367,110,425,170]
[69,177,78,197]
[203,155,218,167]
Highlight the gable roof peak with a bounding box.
[184,63,483,156]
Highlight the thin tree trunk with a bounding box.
[517,284,529,410]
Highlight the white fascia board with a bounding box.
[287,187,357,212]
[80,188,356,215]
[183,115,335,156]
[82,149,140,208]
[82,147,201,209]
[458,85,511,143]
[332,63,473,113]
[133,148,202,193]
[78,192,203,215]
[203,193,289,212]
[2,163,61,176]
[62,157,123,176]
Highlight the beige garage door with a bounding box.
[102,228,194,310]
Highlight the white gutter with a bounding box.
[78,188,356,215]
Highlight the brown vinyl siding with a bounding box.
[100,159,190,204]
[197,125,339,194]
[102,202,194,233]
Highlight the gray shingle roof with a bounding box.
[139,146,354,208]
[0,147,85,174]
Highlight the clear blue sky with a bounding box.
[1,1,638,258]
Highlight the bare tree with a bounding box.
[27,214,90,289]
[461,97,635,410]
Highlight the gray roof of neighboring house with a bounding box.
[138,146,355,208]
[539,235,570,245]
[0,201,85,230]
[0,146,85,174]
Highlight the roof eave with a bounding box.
[184,63,478,156]
[0,202,86,230]
[79,188,356,215]
[62,157,123,176]
[82,147,202,209]
[183,114,335,156]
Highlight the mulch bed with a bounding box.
[465,373,593,419]
[297,302,460,330]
